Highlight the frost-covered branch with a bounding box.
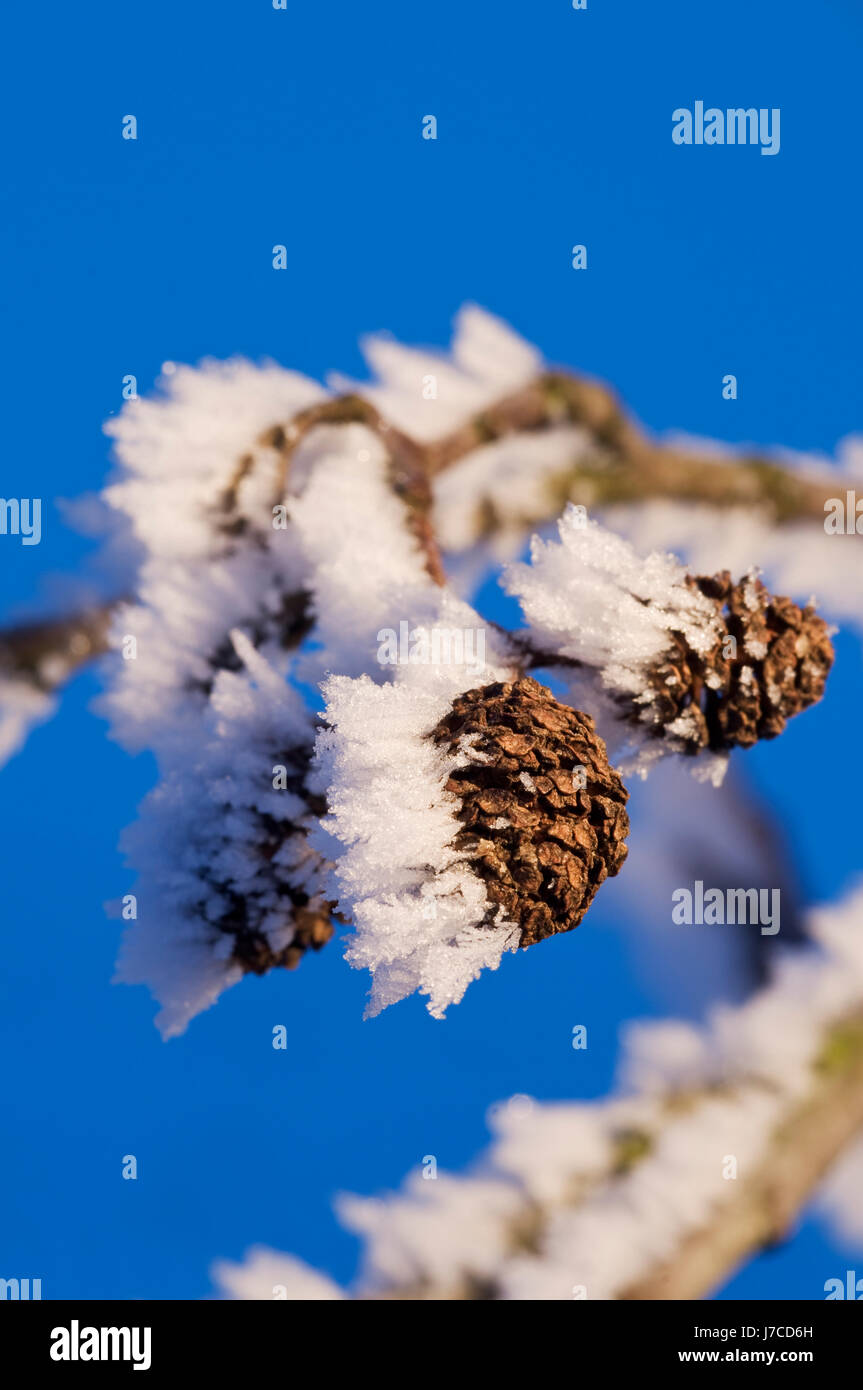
[0,308,842,1034]
[1,317,849,704]
[213,886,863,1302]
[621,1023,863,1299]
[259,371,838,538]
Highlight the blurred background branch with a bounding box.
[213,887,863,1302]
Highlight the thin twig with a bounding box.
[0,603,117,691]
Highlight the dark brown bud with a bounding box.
[646,572,834,753]
[205,751,334,977]
[430,677,629,948]
[230,905,334,975]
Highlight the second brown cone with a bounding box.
[430,677,630,947]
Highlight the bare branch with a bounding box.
[258,396,446,584]
[0,603,117,692]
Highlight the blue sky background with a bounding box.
[1,0,861,1299]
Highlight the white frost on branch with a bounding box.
[485,1093,626,1205]
[104,358,325,563]
[313,640,519,1020]
[284,414,524,1020]
[815,1134,863,1251]
[217,883,863,1299]
[115,632,326,1039]
[504,510,724,776]
[98,361,333,1033]
[433,426,594,558]
[607,495,863,633]
[288,423,433,680]
[101,359,324,754]
[498,1087,782,1301]
[0,677,56,767]
[329,303,542,441]
[211,1246,344,1301]
[338,1175,525,1292]
[101,318,538,1032]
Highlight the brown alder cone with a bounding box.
[647,571,834,753]
[430,677,629,947]
[207,767,335,977]
[230,906,334,975]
